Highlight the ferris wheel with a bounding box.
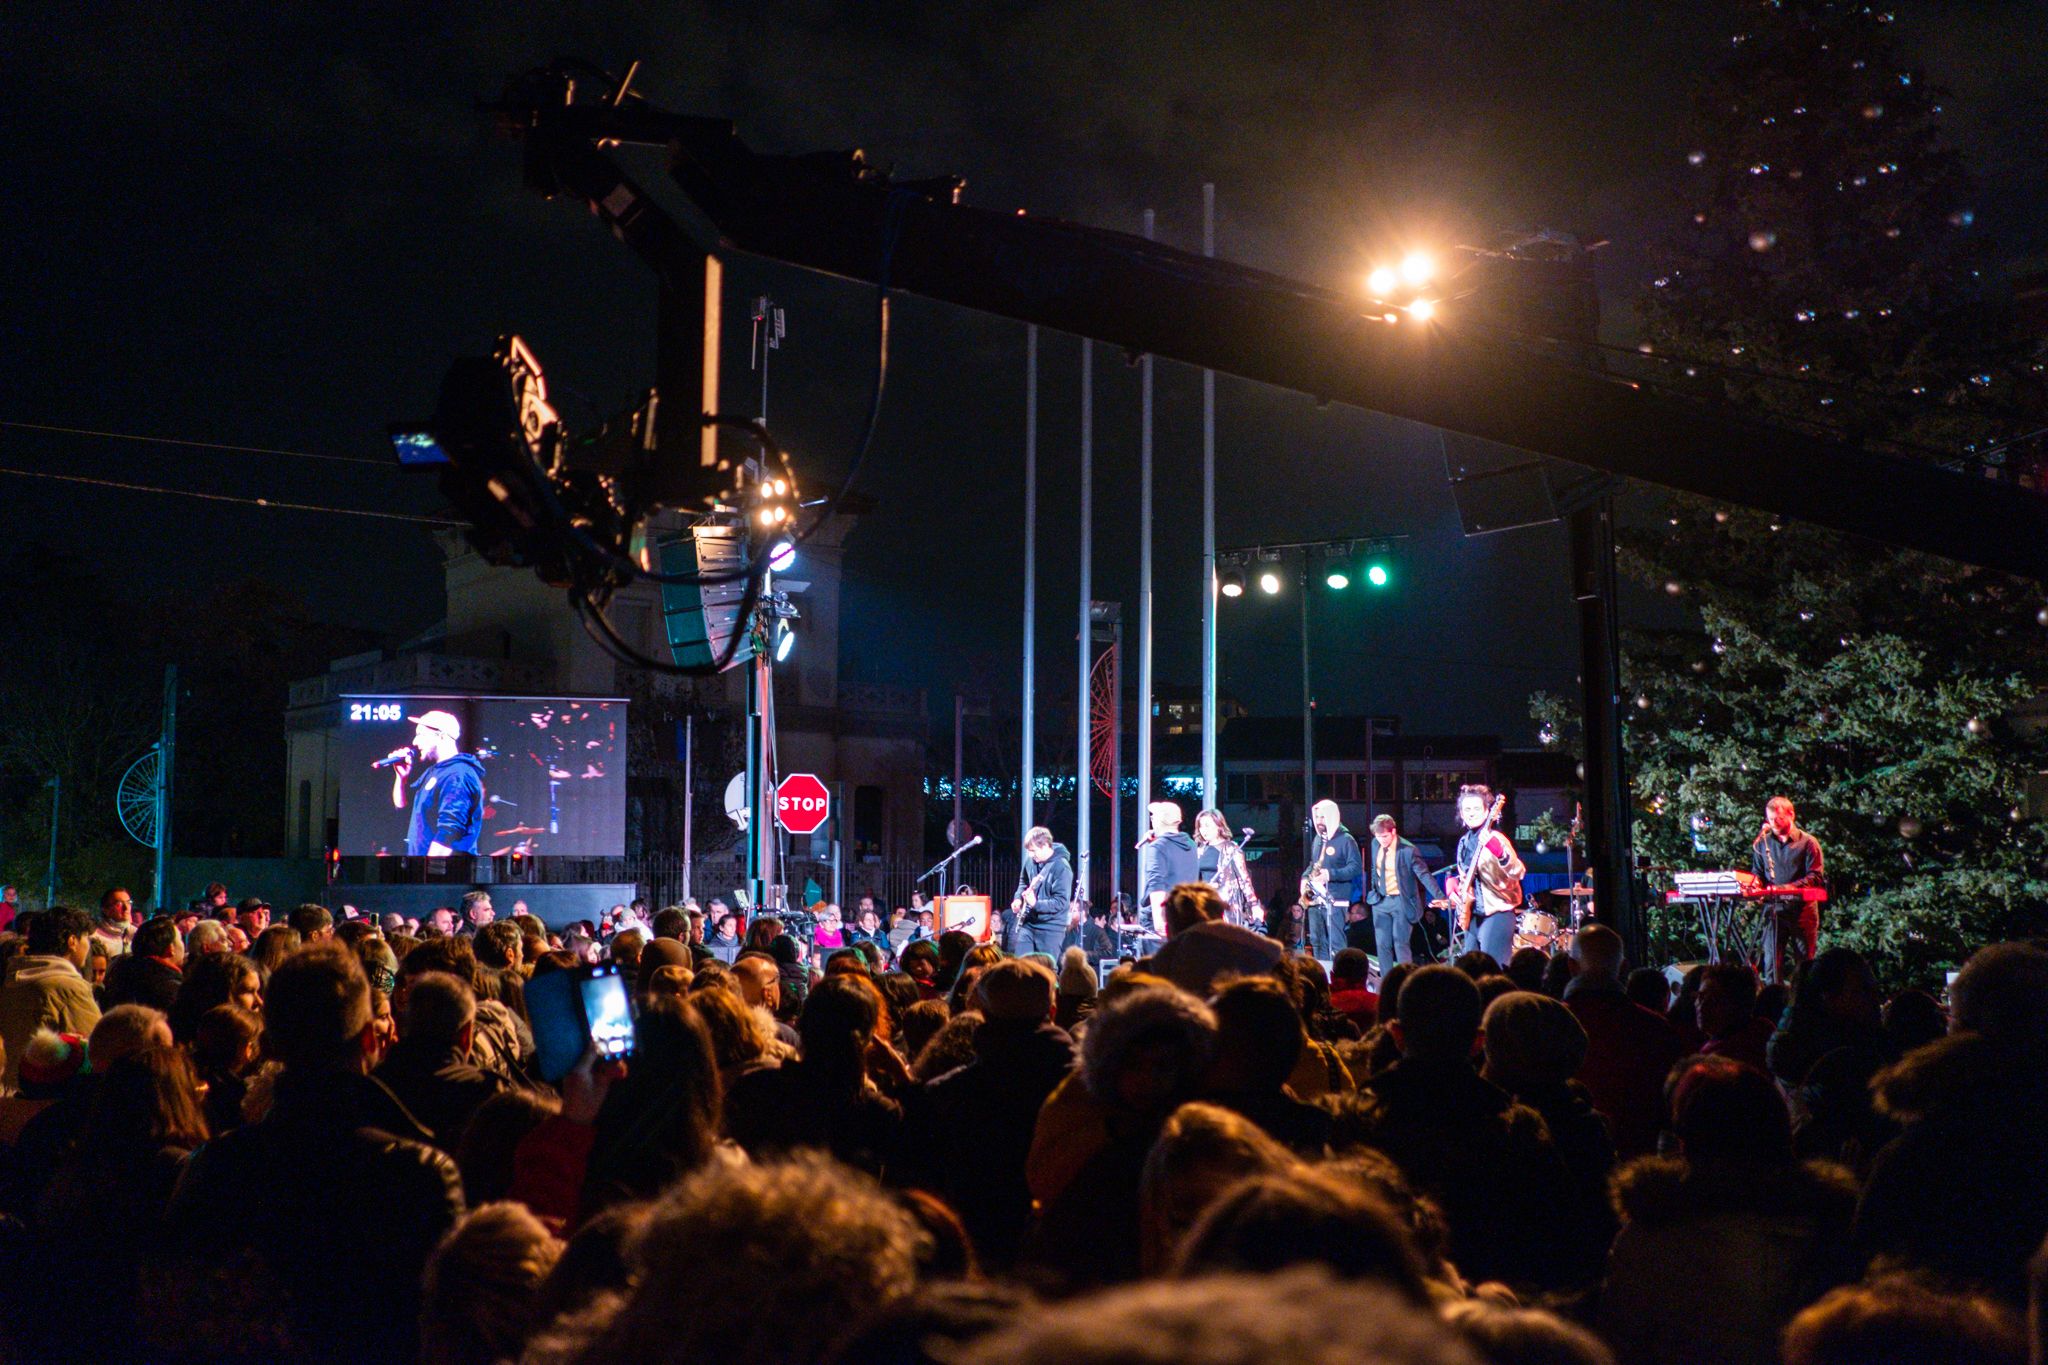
[118,745,164,848]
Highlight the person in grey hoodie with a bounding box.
[1012,828,1076,959]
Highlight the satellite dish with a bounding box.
[118,747,163,848]
[724,772,749,830]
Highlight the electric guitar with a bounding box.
[1431,793,1519,932]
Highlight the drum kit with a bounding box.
[1512,885,1594,955]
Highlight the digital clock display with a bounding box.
[348,701,406,723]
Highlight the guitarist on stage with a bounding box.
[1447,784,1525,965]
[1303,799,1361,961]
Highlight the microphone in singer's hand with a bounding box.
[373,746,417,770]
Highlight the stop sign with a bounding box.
[775,772,831,835]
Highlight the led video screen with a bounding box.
[336,695,627,857]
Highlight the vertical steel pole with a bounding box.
[44,775,59,909]
[1137,208,1156,818]
[156,665,176,912]
[1022,325,1038,841]
[1077,341,1093,901]
[681,713,694,905]
[1301,562,1314,861]
[1201,185,1219,809]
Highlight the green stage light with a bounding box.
[1366,562,1391,588]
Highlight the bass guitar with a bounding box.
[1430,793,1520,936]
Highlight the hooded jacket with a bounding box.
[405,752,486,856]
[1855,1031,2048,1302]
[1137,831,1200,905]
[1601,1155,1858,1365]
[0,955,100,1089]
[1015,842,1075,925]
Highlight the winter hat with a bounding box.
[18,1030,88,1095]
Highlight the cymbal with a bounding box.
[495,825,549,836]
[1550,887,1598,897]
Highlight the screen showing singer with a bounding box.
[336,695,628,858]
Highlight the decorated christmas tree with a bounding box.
[1550,0,2048,985]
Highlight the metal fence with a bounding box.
[533,846,1014,912]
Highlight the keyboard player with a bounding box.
[1752,796,1825,982]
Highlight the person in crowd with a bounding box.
[191,1003,261,1135]
[0,1029,85,1147]
[1057,945,1099,1031]
[1625,966,1670,1015]
[1135,1101,1296,1274]
[1880,987,1948,1056]
[85,936,112,1000]
[705,910,744,965]
[1023,981,1218,1288]
[1779,1272,2026,1365]
[650,905,687,942]
[1174,1168,1430,1301]
[813,904,847,951]
[1600,1055,1858,1365]
[186,918,230,958]
[374,971,508,1154]
[400,936,529,1080]
[725,974,903,1175]
[105,913,184,1013]
[93,887,137,957]
[1480,990,1616,1289]
[0,884,17,935]
[460,890,495,932]
[236,897,273,936]
[767,934,810,1018]
[1665,962,1708,1050]
[898,958,1074,1269]
[1504,945,1550,995]
[1200,975,1332,1155]
[26,1044,210,1359]
[899,938,943,999]
[634,937,690,1009]
[288,902,334,943]
[1695,963,1773,1073]
[419,1201,563,1365]
[1855,941,2048,1303]
[519,1153,927,1365]
[1441,1301,1618,1365]
[247,925,302,984]
[0,905,99,1088]
[154,942,463,1365]
[1146,882,1282,997]
[1767,947,1888,1085]
[454,1088,558,1208]
[1328,947,1380,1033]
[1336,965,1568,1291]
[849,902,896,964]
[956,1269,1482,1365]
[1563,925,1687,1159]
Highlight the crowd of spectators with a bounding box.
[0,875,2043,1365]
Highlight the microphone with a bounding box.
[957,834,983,850]
[1241,827,1256,840]
[372,747,417,770]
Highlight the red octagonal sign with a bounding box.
[775,772,831,835]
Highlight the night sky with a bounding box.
[6,3,2044,742]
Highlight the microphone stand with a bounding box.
[916,841,978,887]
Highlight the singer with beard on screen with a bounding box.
[384,710,485,857]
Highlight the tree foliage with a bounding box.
[1567,1,2048,985]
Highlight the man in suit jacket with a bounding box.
[1360,814,1443,972]
[1304,800,1361,962]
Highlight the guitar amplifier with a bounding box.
[937,895,994,943]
